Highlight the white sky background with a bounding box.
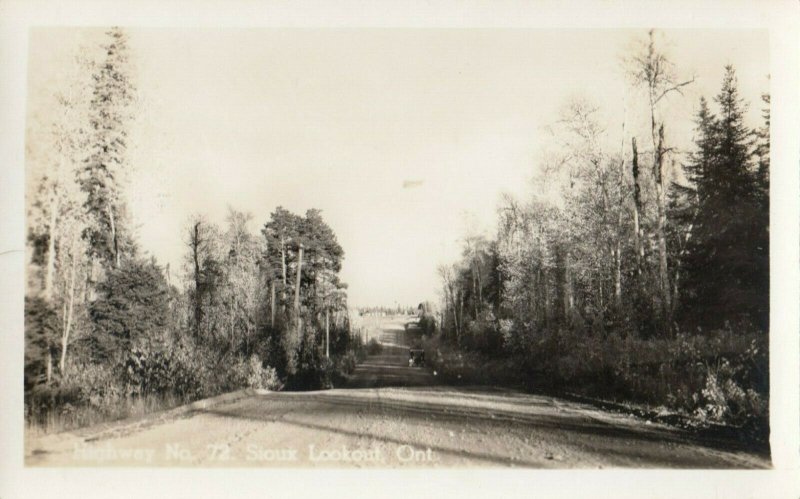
[26,29,769,307]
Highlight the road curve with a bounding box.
[25,316,770,468]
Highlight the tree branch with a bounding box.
[654,77,696,104]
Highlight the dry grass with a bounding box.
[25,392,187,435]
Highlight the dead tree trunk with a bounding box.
[44,196,59,301]
[192,222,202,338]
[281,240,287,286]
[614,241,622,307]
[59,249,77,374]
[325,309,330,359]
[270,280,276,327]
[457,291,464,347]
[653,125,672,332]
[563,251,575,323]
[46,351,52,384]
[107,204,119,268]
[294,245,303,314]
[280,239,287,312]
[294,245,304,342]
[613,99,627,308]
[476,263,483,315]
[631,137,644,275]
[472,268,479,319]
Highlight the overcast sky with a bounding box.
[26,28,769,307]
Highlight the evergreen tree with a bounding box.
[683,97,717,199]
[88,258,170,361]
[751,92,770,329]
[262,206,304,299]
[80,27,136,270]
[24,297,60,387]
[754,92,770,196]
[300,208,345,297]
[669,97,715,319]
[680,66,767,329]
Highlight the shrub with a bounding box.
[26,383,85,420]
[62,360,126,408]
[167,342,209,399]
[121,337,222,400]
[366,338,383,355]
[498,319,515,350]
[245,355,282,391]
[320,357,337,389]
[337,351,359,374]
[350,335,367,362]
[418,314,437,335]
[431,319,767,429]
[695,357,767,425]
[124,343,174,396]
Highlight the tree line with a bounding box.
[357,305,418,316]
[25,28,360,428]
[433,31,769,430]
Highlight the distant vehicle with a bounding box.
[408,348,425,367]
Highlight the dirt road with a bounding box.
[25,316,769,468]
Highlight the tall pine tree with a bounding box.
[680,66,767,330]
[80,27,136,271]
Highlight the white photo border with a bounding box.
[0,1,797,498]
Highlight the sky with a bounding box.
[26,28,769,307]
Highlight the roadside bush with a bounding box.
[30,333,289,432]
[367,338,383,355]
[121,337,216,400]
[62,360,125,408]
[351,335,367,362]
[498,319,515,351]
[26,382,86,423]
[464,312,503,355]
[421,334,520,387]
[695,356,767,425]
[245,355,282,391]
[124,343,174,396]
[418,313,437,335]
[433,320,767,430]
[167,341,210,399]
[26,360,129,431]
[321,357,338,389]
[337,351,359,375]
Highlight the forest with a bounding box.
[430,31,769,434]
[25,29,362,429]
[24,28,770,439]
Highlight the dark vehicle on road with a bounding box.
[408,348,425,367]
